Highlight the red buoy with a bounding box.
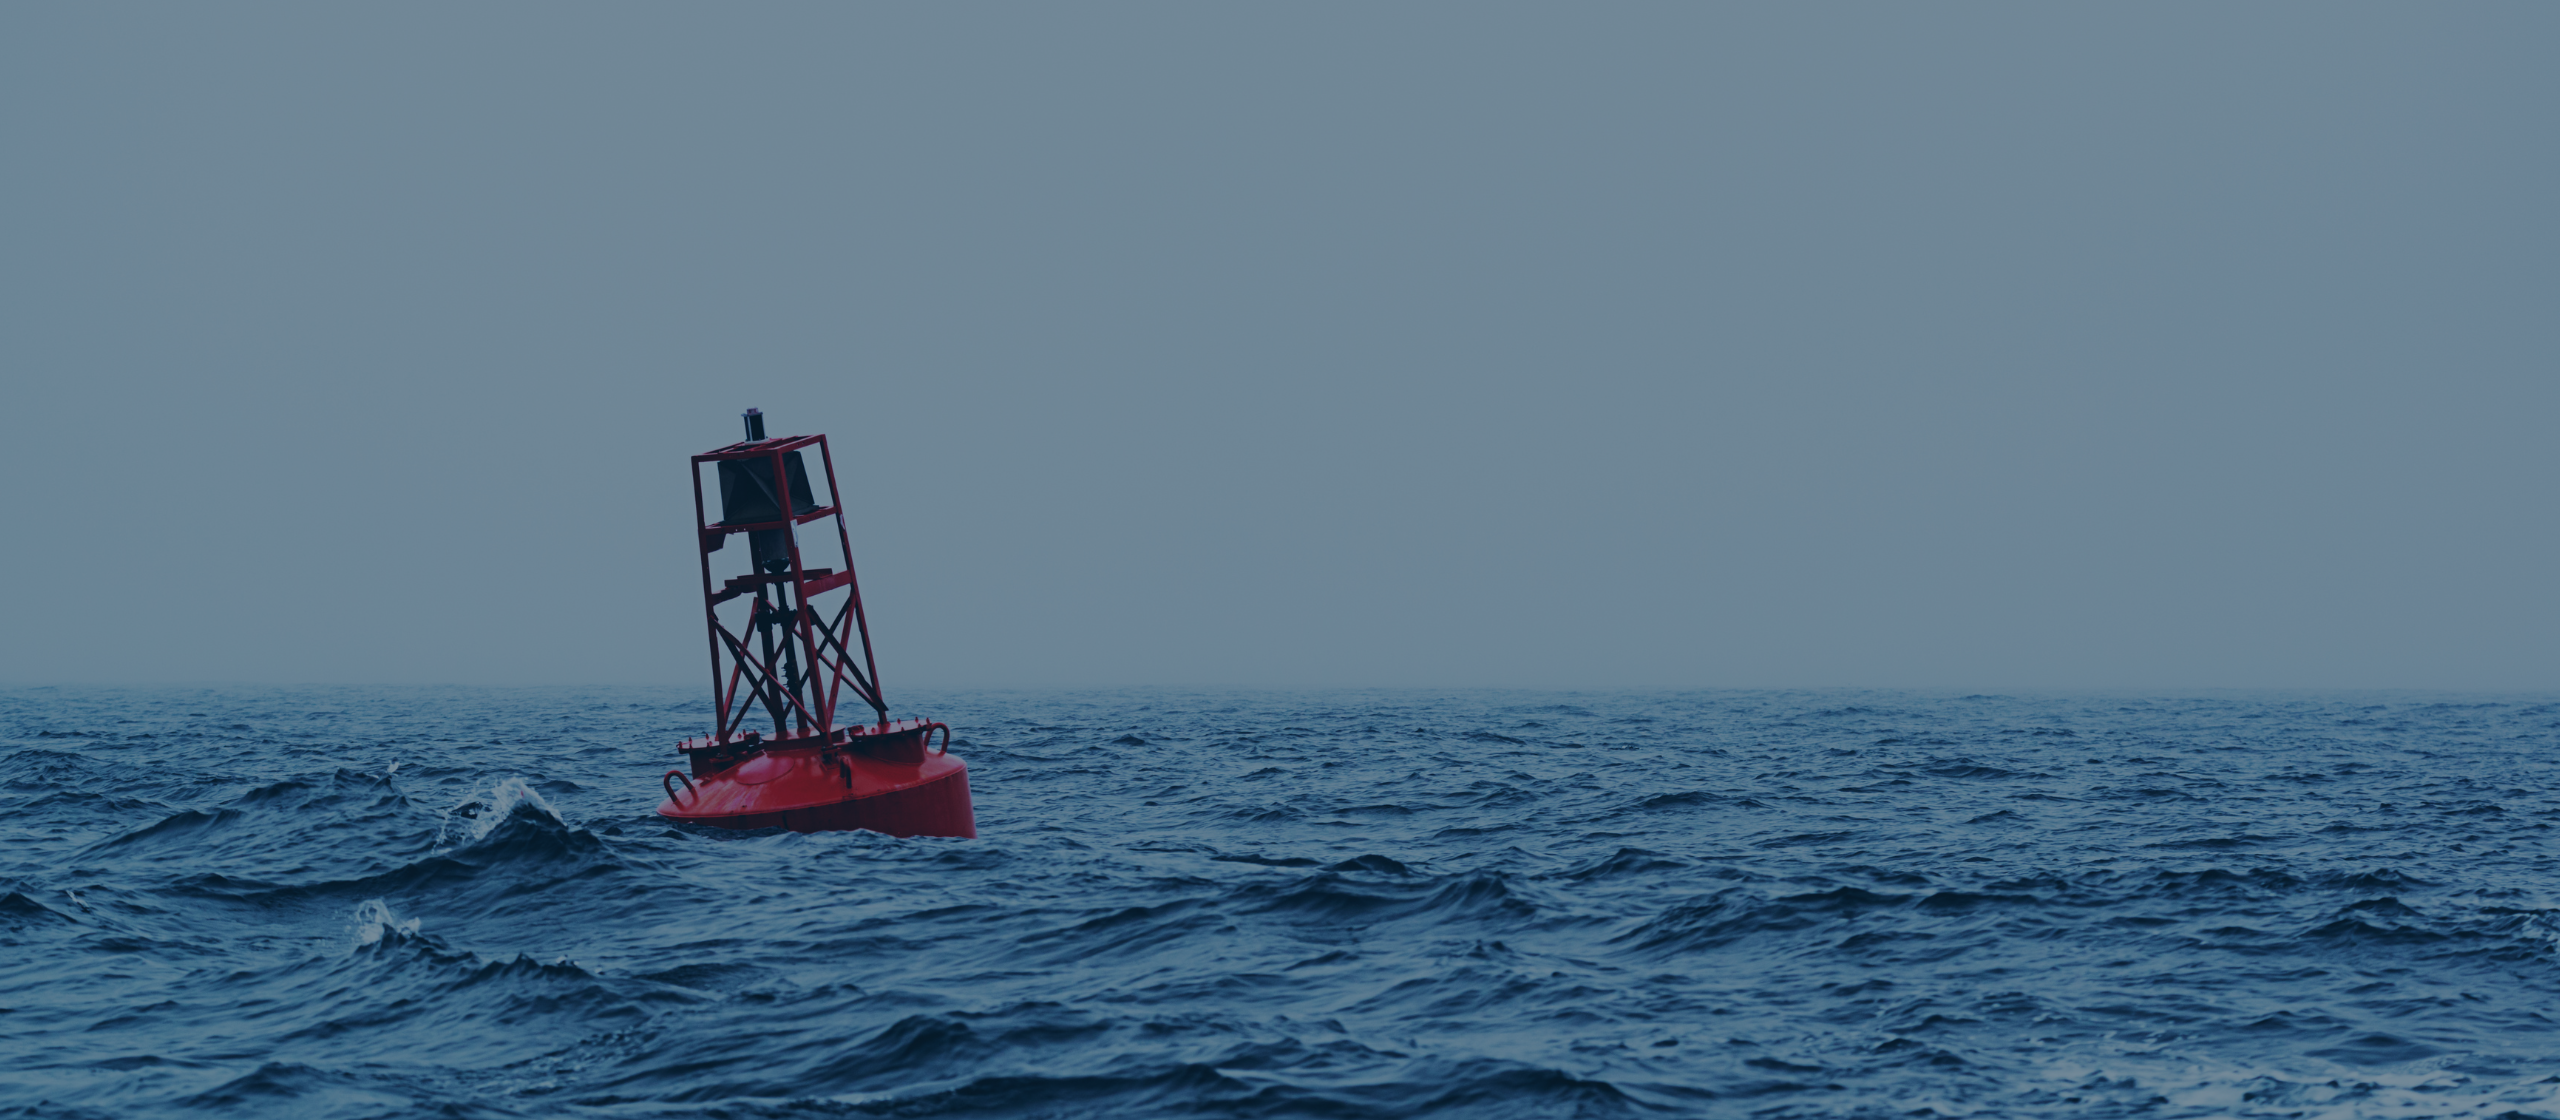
[657,409,976,838]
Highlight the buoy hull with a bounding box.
[660,724,976,838]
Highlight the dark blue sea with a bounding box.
[6,688,2560,1118]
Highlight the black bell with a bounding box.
[717,452,822,526]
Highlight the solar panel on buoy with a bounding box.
[655,409,976,837]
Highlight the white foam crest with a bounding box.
[351,898,421,946]
[434,776,564,850]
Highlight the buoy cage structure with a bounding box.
[657,410,975,838]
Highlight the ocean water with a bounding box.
[4,687,2560,1119]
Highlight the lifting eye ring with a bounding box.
[663,769,698,807]
[928,723,951,756]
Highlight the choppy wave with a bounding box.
[3,686,2559,1117]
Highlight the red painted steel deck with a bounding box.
[660,721,976,837]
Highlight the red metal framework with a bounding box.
[688,431,883,746]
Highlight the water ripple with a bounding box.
[2,686,2558,1117]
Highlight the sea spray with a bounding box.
[350,898,421,946]
[434,775,564,851]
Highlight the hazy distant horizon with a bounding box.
[10,680,2549,700]
[5,4,2552,691]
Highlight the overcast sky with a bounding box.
[3,3,2553,691]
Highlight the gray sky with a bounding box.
[4,3,2553,690]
